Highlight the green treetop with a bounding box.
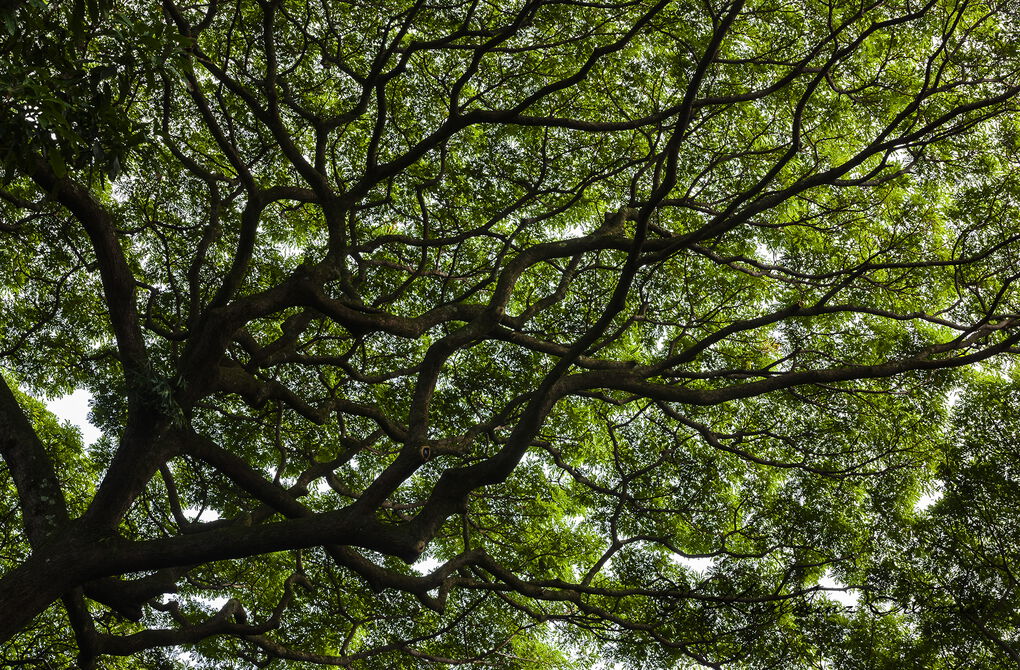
[2,0,1020,667]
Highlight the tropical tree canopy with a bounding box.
[3,0,1020,667]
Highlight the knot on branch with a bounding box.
[602,207,638,231]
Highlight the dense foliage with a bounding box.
[3,0,1020,667]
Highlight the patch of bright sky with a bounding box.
[818,569,858,608]
[755,239,777,264]
[184,507,222,523]
[411,556,441,575]
[45,389,102,445]
[309,478,332,495]
[199,595,231,611]
[671,554,715,575]
[274,241,304,259]
[914,481,944,513]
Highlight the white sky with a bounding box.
[45,389,102,445]
[915,489,943,511]
[818,570,859,608]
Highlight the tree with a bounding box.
[2,0,1020,666]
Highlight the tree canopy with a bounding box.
[3,0,1020,667]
